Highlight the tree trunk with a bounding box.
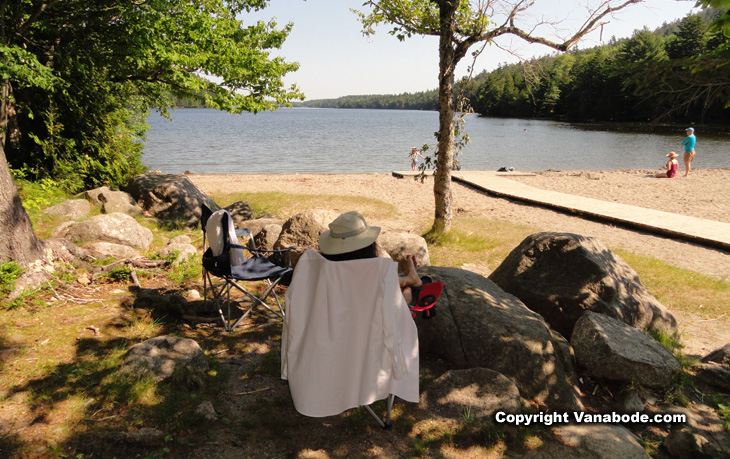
[430,0,458,236]
[0,81,45,267]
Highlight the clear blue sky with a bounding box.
[246,0,699,101]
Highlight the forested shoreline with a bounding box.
[294,9,730,125]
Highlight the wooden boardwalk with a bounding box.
[392,170,730,251]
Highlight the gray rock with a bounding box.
[158,240,198,265]
[273,210,338,267]
[702,343,730,364]
[546,424,650,459]
[79,186,143,217]
[694,362,730,392]
[83,186,136,207]
[224,201,254,227]
[253,224,283,251]
[238,217,285,237]
[195,401,218,421]
[664,403,730,458]
[59,213,153,251]
[126,173,218,228]
[120,336,208,383]
[489,232,677,338]
[418,368,522,422]
[87,241,141,260]
[416,266,584,411]
[571,311,680,388]
[377,232,430,267]
[168,235,192,246]
[42,199,91,220]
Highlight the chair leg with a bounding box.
[363,394,395,429]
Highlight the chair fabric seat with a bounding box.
[230,256,292,282]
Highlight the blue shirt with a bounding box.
[681,134,696,152]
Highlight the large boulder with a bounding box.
[520,424,650,459]
[488,232,677,339]
[416,266,584,411]
[157,235,198,266]
[694,343,730,392]
[126,173,218,228]
[224,201,254,228]
[377,232,430,266]
[58,213,153,251]
[83,186,141,216]
[272,210,338,267]
[664,403,730,458]
[86,242,141,260]
[571,311,680,388]
[236,217,285,251]
[42,199,91,220]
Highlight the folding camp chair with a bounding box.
[281,249,419,429]
[201,204,294,332]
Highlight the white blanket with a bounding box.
[281,249,419,417]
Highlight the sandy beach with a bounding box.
[189,168,730,280]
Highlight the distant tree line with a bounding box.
[296,91,439,110]
[300,9,730,124]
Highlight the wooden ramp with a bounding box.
[392,170,730,251]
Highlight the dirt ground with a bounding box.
[189,169,730,358]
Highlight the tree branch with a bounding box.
[18,1,60,35]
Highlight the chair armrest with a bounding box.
[235,228,252,237]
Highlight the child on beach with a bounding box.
[410,147,425,171]
[655,151,679,178]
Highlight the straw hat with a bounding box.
[319,211,381,255]
[666,151,679,158]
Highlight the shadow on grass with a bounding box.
[1,284,554,459]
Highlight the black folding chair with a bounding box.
[201,204,294,331]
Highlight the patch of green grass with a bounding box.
[209,191,397,221]
[167,256,202,287]
[614,249,730,319]
[426,217,538,270]
[0,261,23,301]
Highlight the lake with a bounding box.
[142,108,730,174]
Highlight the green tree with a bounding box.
[666,14,710,59]
[356,0,643,236]
[1,1,302,269]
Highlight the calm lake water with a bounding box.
[142,108,730,174]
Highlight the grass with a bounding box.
[615,249,730,319]
[427,217,538,271]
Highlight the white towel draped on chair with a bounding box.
[281,249,419,418]
[205,209,244,266]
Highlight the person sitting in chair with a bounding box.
[319,211,423,306]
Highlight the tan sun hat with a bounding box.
[319,211,381,255]
[666,151,679,158]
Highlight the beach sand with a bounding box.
[189,168,730,356]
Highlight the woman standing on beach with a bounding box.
[681,127,696,177]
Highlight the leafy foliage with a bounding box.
[2,0,303,192]
[0,261,23,300]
